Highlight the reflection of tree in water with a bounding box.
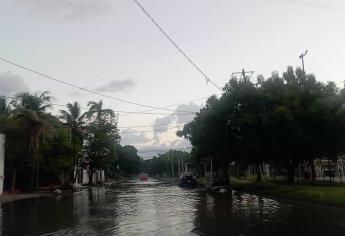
[72,187,120,235]
[1,196,74,235]
[192,191,235,235]
[192,191,285,235]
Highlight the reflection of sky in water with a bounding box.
[112,181,199,235]
[1,180,345,235]
[69,180,200,235]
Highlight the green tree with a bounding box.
[179,67,345,184]
[82,100,120,185]
[59,101,85,183]
[141,150,192,177]
[11,91,55,190]
[118,145,141,175]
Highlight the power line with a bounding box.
[1,95,195,130]
[0,57,194,114]
[137,146,192,153]
[118,120,192,129]
[118,95,211,117]
[0,95,196,116]
[132,0,221,91]
[310,56,345,70]
[120,126,183,134]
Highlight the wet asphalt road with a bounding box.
[1,178,345,236]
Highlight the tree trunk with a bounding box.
[72,141,76,183]
[328,158,332,183]
[73,155,81,184]
[310,159,316,182]
[11,168,16,193]
[287,160,295,184]
[89,169,93,186]
[255,163,262,182]
[30,153,35,191]
[35,155,39,190]
[222,161,230,186]
[272,164,276,180]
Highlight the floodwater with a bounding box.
[1,179,345,236]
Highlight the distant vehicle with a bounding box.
[139,173,148,181]
[323,169,335,177]
[178,172,197,188]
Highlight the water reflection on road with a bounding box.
[1,178,345,235]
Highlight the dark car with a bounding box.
[323,169,335,177]
[178,172,197,188]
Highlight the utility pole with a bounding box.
[232,69,254,83]
[178,156,181,176]
[171,155,174,177]
[299,50,308,75]
[0,134,5,194]
[181,154,184,173]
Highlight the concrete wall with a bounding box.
[0,134,5,194]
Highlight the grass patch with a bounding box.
[232,177,345,207]
[197,177,206,186]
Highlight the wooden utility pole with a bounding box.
[0,134,5,194]
[231,69,254,83]
[299,50,308,75]
[171,155,174,177]
[181,155,184,173]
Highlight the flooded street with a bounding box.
[1,179,345,235]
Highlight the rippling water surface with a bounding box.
[1,178,345,235]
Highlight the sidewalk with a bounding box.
[0,193,52,204]
[316,176,345,183]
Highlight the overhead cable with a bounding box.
[132,0,221,90]
[0,57,194,113]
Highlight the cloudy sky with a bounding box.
[1,0,345,158]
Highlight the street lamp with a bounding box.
[299,50,308,74]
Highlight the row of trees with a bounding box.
[141,150,193,177]
[178,67,345,183]
[0,91,141,191]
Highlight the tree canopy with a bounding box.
[178,67,345,183]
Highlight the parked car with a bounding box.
[178,172,197,188]
[139,173,148,181]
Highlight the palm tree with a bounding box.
[0,97,7,114]
[11,91,54,190]
[0,97,8,131]
[0,97,18,193]
[59,102,84,183]
[87,100,115,121]
[84,100,117,185]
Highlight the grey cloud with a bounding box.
[152,103,201,144]
[96,79,136,93]
[67,91,87,97]
[120,129,150,146]
[137,139,191,160]
[16,0,110,20]
[173,103,200,123]
[0,72,29,96]
[153,116,174,142]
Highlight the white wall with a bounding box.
[78,169,105,185]
[0,134,5,194]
